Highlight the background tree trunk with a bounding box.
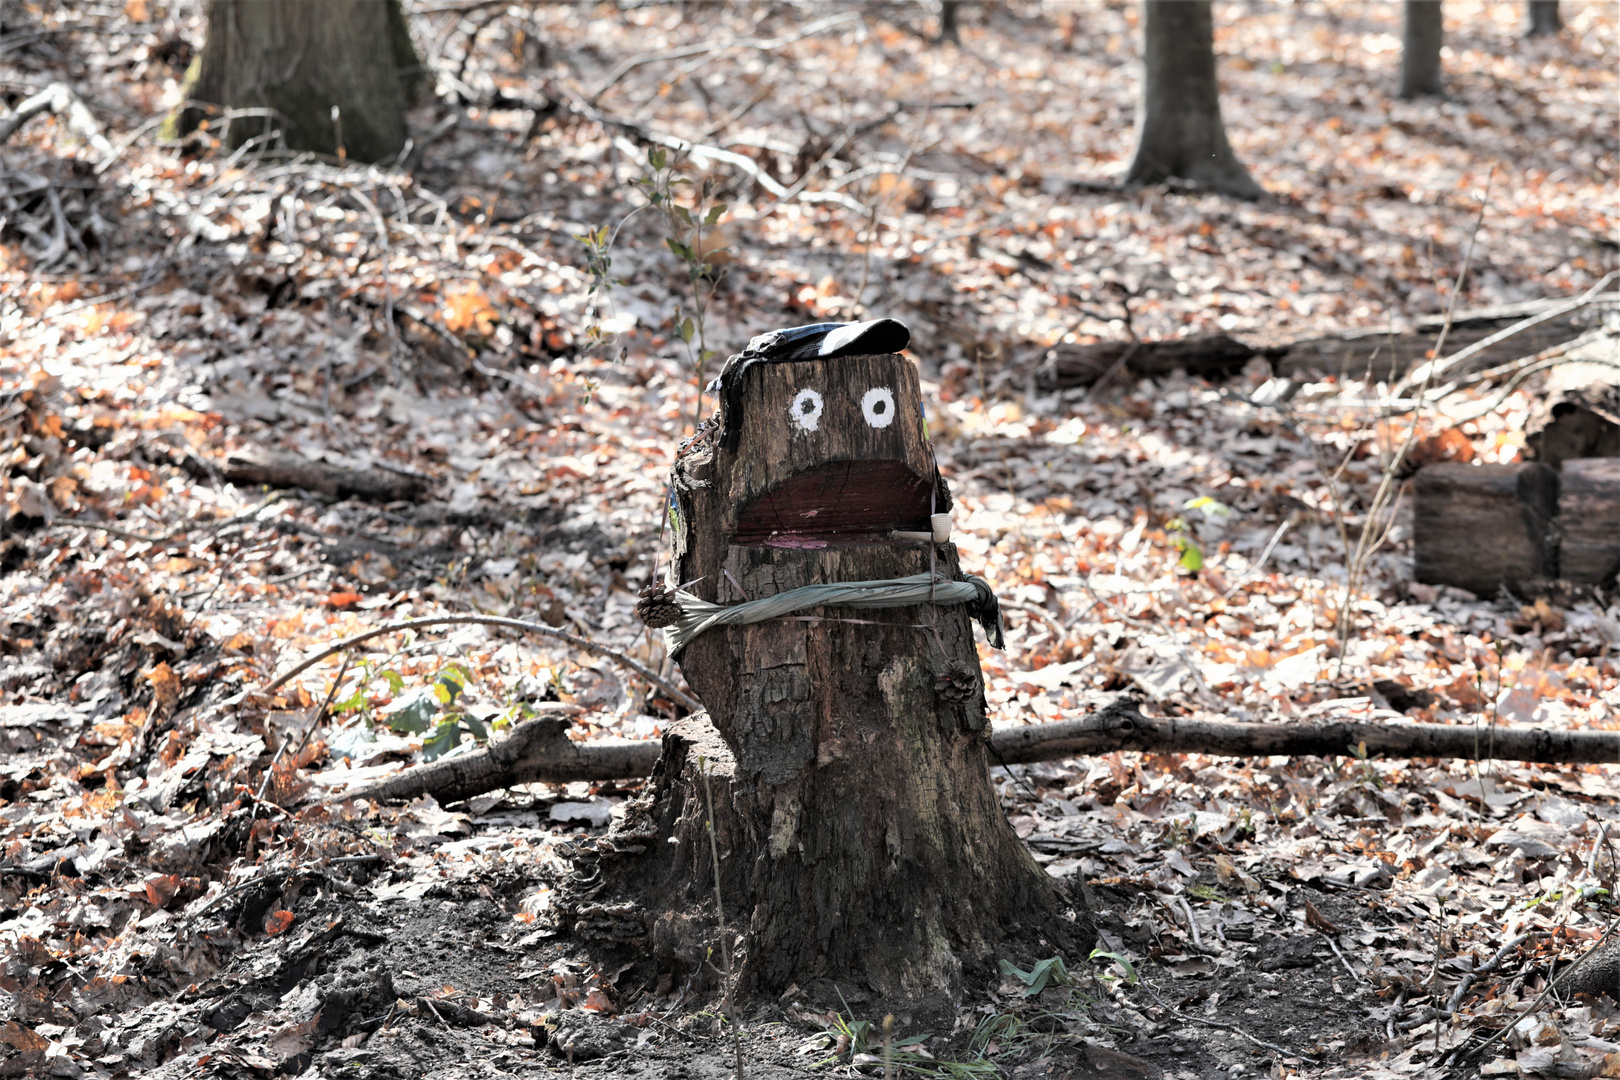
[1399,1,1445,99]
[1525,1,1561,37]
[562,352,1092,1009]
[174,0,421,162]
[1122,0,1261,200]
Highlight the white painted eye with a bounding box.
[861,387,896,429]
[790,388,823,432]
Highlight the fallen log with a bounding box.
[223,450,426,502]
[1036,334,1262,390]
[322,697,1618,805]
[1413,461,1560,597]
[1033,296,1603,391]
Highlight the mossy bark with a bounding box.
[560,353,1092,1009]
[168,0,422,162]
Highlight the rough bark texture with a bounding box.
[326,697,1620,807]
[176,0,420,162]
[1560,459,1620,589]
[223,450,425,502]
[1037,334,1262,390]
[1399,1,1445,99]
[559,351,1092,1009]
[1560,934,1620,1001]
[1123,1,1262,199]
[1034,299,1596,390]
[1414,463,1559,597]
[1276,301,1593,382]
[994,699,1619,765]
[1525,1,1562,36]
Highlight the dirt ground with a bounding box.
[2,2,1618,1078]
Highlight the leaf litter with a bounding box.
[0,1,1617,1078]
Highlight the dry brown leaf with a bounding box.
[1303,897,1340,935]
[144,662,181,717]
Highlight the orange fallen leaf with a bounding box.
[264,909,295,936]
[143,874,181,908]
[582,988,618,1014]
[326,591,363,609]
[144,663,180,717]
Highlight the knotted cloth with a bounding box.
[657,572,1004,655]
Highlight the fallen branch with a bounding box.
[261,613,702,713]
[320,696,1617,806]
[0,81,112,155]
[997,700,1618,765]
[588,11,861,105]
[223,450,428,502]
[327,715,659,804]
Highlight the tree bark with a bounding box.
[1037,334,1262,390]
[173,0,421,162]
[222,450,426,502]
[1122,1,1262,199]
[554,350,1092,1010]
[1399,1,1445,99]
[1560,459,1620,589]
[323,697,1620,806]
[1414,463,1559,598]
[1525,1,1561,37]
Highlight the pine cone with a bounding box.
[934,660,980,703]
[636,582,683,629]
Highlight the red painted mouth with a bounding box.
[731,460,934,547]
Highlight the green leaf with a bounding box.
[998,958,1033,984]
[704,203,727,225]
[464,712,489,741]
[648,147,667,171]
[1182,495,1231,517]
[1090,948,1138,985]
[678,317,695,343]
[1022,956,1068,996]
[379,669,405,695]
[422,719,462,761]
[1175,536,1204,572]
[382,688,439,734]
[673,204,693,226]
[330,687,368,714]
[436,666,468,706]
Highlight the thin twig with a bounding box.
[1134,980,1320,1065]
[259,613,701,713]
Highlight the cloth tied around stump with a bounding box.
[640,571,1004,655]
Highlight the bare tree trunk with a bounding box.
[938,0,962,43]
[1399,1,1445,99]
[1525,1,1561,37]
[558,348,1092,1008]
[1123,0,1262,200]
[173,0,422,162]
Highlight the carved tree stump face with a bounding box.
[721,354,937,549]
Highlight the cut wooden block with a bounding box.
[1414,463,1559,597]
[1561,458,1620,588]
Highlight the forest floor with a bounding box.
[1,2,1618,1078]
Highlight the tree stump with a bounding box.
[559,345,1092,1009]
[1413,463,1559,598]
[1560,459,1620,589]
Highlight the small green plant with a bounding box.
[378,664,480,761]
[634,147,729,427]
[998,955,1070,998]
[1089,946,1138,987]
